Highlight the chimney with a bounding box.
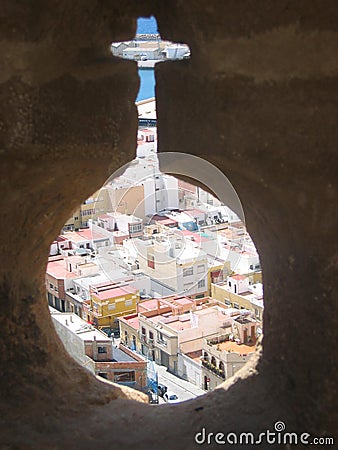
[65,319,68,326]
[70,316,73,323]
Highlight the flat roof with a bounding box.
[229,274,247,281]
[215,340,256,354]
[113,347,135,363]
[78,228,107,241]
[166,319,192,331]
[59,231,88,243]
[173,297,194,306]
[138,299,160,311]
[120,315,140,331]
[185,349,202,363]
[179,230,210,243]
[46,257,77,280]
[74,272,110,288]
[51,311,110,342]
[92,286,137,301]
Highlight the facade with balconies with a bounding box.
[201,312,261,390]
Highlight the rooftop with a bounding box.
[50,311,110,342]
[59,231,88,243]
[229,274,247,281]
[78,228,107,241]
[213,340,256,354]
[179,230,210,244]
[92,286,137,301]
[47,257,77,280]
[185,349,203,363]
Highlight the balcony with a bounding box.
[156,339,167,348]
[202,360,225,379]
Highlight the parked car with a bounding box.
[163,392,180,404]
[157,383,167,397]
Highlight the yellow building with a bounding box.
[211,274,264,321]
[84,284,139,329]
[64,187,113,230]
[207,260,231,296]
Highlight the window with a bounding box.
[157,331,166,343]
[197,264,205,274]
[47,292,53,305]
[98,346,107,354]
[125,299,133,307]
[141,327,146,336]
[183,267,193,277]
[108,303,116,310]
[224,299,231,306]
[198,279,205,289]
[149,331,154,340]
[183,282,193,290]
[114,371,135,382]
[228,281,232,287]
[81,209,95,217]
[129,223,142,233]
[98,372,108,379]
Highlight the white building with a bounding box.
[137,128,157,158]
[122,45,161,61]
[132,231,208,297]
[143,174,179,217]
[162,43,190,60]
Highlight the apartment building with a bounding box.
[46,255,99,312]
[83,283,139,329]
[201,311,260,390]
[119,296,240,376]
[132,231,208,298]
[211,273,264,320]
[63,187,113,230]
[51,310,147,390]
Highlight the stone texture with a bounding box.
[0,1,337,448]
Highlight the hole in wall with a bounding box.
[46,16,263,405]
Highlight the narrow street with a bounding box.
[155,363,205,404]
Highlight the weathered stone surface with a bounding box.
[0,1,337,448]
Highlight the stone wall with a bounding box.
[0,1,337,448]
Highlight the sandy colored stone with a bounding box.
[0,1,337,448]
